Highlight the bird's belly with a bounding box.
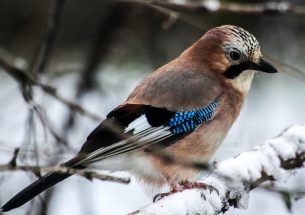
[87,152,165,184]
[148,118,232,182]
[88,115,234,185]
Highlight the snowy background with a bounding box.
[0,0,305,214]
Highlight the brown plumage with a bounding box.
[2,25,277,212]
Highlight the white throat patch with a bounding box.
[232,70,256,94]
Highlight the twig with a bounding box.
[119,0,305,16]
[259,184,305,211]
[0,47,102,122]
[0,164,130,184]
[8,148,20,167]
[32,0,65,76]
[116,0,305,33]
[64,4,129,131]
[31,104,67,145]
[78,4,127,95]
[124,0,205,29]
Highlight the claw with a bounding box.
[153,193,168,202]
[207,184,219,195]
[200,192,206,201]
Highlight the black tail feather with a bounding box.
[1,172,71,212]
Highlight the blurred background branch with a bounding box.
[31,0,65,77]
[0,47,102,122]
[122,0,305,16]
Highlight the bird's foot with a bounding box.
[178,180,218,194]
[153,180,218,202]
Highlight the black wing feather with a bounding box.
[1,173,69,212]
[82,104,175,152]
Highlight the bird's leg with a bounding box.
[153,180,218,202]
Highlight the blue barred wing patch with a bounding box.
[168,99,219,134]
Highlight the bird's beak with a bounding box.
[254,58,278,73]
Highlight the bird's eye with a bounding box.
[229,50,241,61]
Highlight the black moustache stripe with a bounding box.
[224,61,257,79]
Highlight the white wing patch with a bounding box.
[125,115,151,134]
[77,115,173,165]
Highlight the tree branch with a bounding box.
[0,161,130,185]
[259,184,305,211]
[131,123,305,215]
[0,47,102,122]
[120,0,305,16]
[32,0,65,76]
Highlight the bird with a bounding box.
[1,25,277,212]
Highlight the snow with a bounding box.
[135,189,221,215]
[217,124,305,184]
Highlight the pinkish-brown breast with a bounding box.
[147,90,244,184]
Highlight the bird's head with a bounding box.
[183,25,278,93]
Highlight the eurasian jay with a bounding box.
[1,25,277,212]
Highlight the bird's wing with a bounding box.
[69,64,223,166]
[70,98,220,166]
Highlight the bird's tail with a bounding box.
[1,172,70,212]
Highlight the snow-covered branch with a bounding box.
[131,124,305,215]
